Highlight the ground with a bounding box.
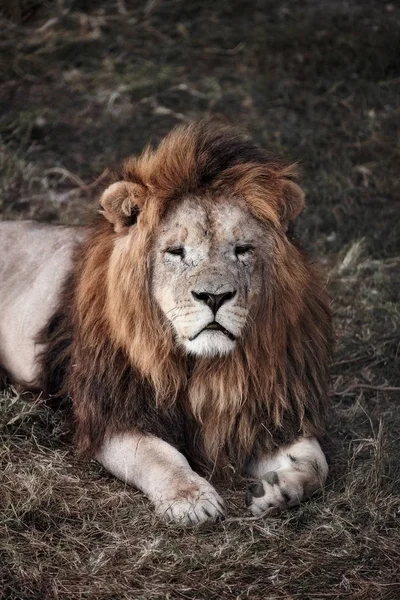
[0,1,399,598]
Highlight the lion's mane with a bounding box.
[40,122,332,473]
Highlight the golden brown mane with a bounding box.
[40,121,332,472]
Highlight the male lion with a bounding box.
[0,122,332,525]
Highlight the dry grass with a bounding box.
[1,1,400,598]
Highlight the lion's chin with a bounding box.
[182,331,236,358]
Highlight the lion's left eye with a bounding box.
[235,244,253,258]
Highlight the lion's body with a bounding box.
[0,122,333,524]
[0,221,86,385]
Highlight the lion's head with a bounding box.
[97,122,306,361]
[152,196,268,357]
[70,121,331,464]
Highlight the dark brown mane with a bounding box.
[39,121,332,473]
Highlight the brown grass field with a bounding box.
[1,1,399,598]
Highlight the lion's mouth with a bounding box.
[190,322,236,341]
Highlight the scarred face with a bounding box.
[152,196,269,357]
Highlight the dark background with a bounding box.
[1,1,399,598]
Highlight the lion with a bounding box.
[0,122,332,525]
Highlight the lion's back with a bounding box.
[0,220,87,386]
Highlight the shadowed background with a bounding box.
[0,1,399,598]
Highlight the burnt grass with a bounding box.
[0,1,399,598]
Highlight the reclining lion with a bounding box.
[0,122,332,524]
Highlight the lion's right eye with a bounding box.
[165,247,185,258]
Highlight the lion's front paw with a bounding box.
[155,476,225,526]
[245,470,314,516]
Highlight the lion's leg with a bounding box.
[245,437,328,516]
[96,432,225,525]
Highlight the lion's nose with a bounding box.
[191,290,236,314]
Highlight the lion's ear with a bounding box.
[280,180,305,231]
[99,181,146,234]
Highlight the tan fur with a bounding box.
[97,432,224,524]
[0,221,86,385]
[246,438,329,515]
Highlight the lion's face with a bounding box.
[152,197,268,357]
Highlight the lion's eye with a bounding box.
[235,244,253,258]
[166,246,185,258]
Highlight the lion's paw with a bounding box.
[155,476,225,526]
[245,470,313,516]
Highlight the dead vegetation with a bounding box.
[1,1,399,598]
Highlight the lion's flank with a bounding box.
[39,121,332,472]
